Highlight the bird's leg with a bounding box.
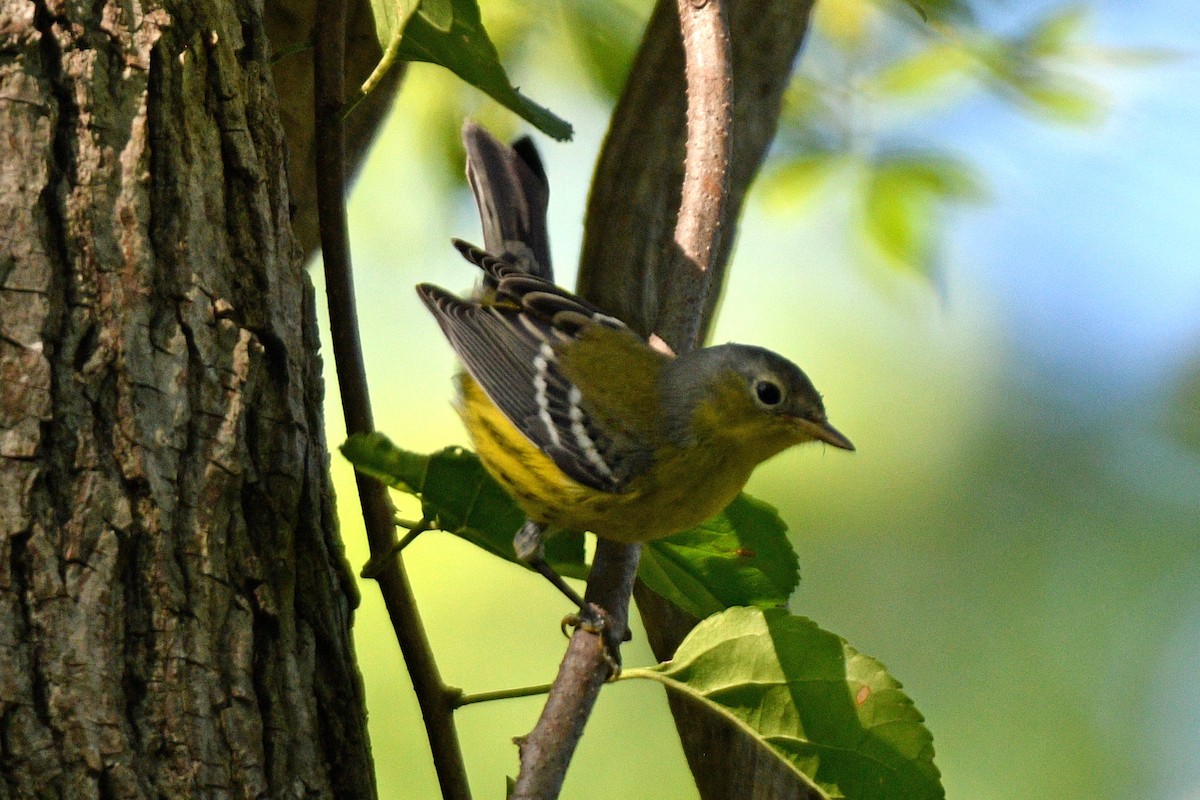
[513,520,586,608]
[513,520,626,675]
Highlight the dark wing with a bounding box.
[417,244,652,492]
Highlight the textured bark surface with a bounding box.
[0,0,374,797]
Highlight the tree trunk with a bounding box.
[0,1,374,797]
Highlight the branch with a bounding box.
[668,0,732,351]
[266,0,404,259]
[578,0,822,797]
[511,0,733,796]
[510,539,641,799]
[312,6,471,800]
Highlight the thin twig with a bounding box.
[312,5,472,800]
[454,683,554,708]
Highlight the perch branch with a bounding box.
[510,540,642,799]
[668,0,733,351]
[510,0,732,796]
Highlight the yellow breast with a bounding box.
[459,375,755,542]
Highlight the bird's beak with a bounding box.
[800,419,855,451]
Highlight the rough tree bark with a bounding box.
[0,0,379,796]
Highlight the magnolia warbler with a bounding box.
[418,240,853,605]
[419,123,852,624]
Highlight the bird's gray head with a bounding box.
[661,343,854,451]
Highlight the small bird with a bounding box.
[417,240,854,610]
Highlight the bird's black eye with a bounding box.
[755,380,783,406]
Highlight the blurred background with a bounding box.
[314,0,1200,797]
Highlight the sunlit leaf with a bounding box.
[759,152,843,210]
[871,43,974,97]
[341,433,587,579]
[864,161,935,274]
[624,607,944,800]
[886,152,987,200]
[1014,78,1104,124]
[361,0,571,140]
[862,151,985,274]
[1025,6,1088,57]
[639,495,800,620]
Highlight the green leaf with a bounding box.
[888,0,974,25]
[863,152,985,274]
[871,43,974,98]
[369,0,422,55]
[416,0,453,32]
[864,161,935,274]
[759,152,842,210]
[340,433,587,579]
[397,0,572,140]
[360,0,571,139]
[625,607,944,800]
[1015,79,1103,124]
[1025,6,1088,57]
[639,495,800,619]
[883,152,987,201]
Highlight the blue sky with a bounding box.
[958,0,1200,400]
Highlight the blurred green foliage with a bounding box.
[362,0,1165,279]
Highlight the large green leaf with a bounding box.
[639,495,799,620]
[624,607,943,800]
[341,432,587,579]
[362,0,571,139]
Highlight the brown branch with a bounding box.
[510,540,641,799]
[668,0,733,351]
[511,0,733,796]
[312,5,472,800]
